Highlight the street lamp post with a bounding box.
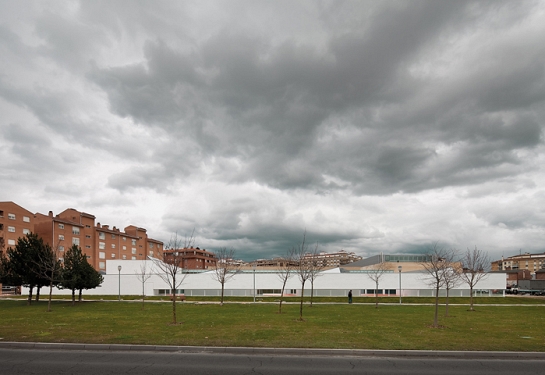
[118,265,122,301]
[398,265,402,304]
[253,263,256,303]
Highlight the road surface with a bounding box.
[0,348,544,374]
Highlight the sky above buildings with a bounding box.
[1,1,545,261]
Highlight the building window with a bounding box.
[8,213,15,220]
[86,235,91,239]
[0,210,3,217]
[149,243,154,249]
[111,253,116,258]
[132,249,137,254]
[85,224,91,228]
[72,238,80,246]
[123,246,126,250]
[59,234,64,241]
[99,242,105,250]
[99,232,105,240]
[122,255,127,260]
[58,223,64,229]
[8,226,15,233]
[58,257,64,262]
[149,251,154,256]
[132,256,136,260]
[72,226,80,235]
[8,239,15,246]
[111,244,116,249]
[85,245,91,249]
[111,234,116,239]
[0,223,3,230]
[99,252,105,259]
[23,228,30,235]
[132,239,136,246]
[99,262,105,269]
[23,216,30,223]
[59,246,64,251]
[122,236,126,241]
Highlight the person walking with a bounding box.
[348,290,353,304]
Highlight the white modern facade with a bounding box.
[22,259,508,298]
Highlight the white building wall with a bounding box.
[22,259,507,296]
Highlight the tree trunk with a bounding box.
[141,282,145,310]
[71,289,76,306]
[78,289,83,302]
[469,286,474,311]
[433,285,440,327]
[299,280,306,321]
[27,286,33,305]
[220,281,225,306]
[47,282,53,312]
[279,278,288,314]
[310,280,314,307]
[375,281,379,308]
[35,286,41,302]
[445,288,450,317]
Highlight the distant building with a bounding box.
[300,250,362,268]
[163,247,217,270]
[342,253,432,273]
[491,252,545,276]
[0,201,163,273]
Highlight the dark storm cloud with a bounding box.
[88,0,545,198]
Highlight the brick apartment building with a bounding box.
[491,252,545,275]
[162,247,217,270]
[0,201,163,273]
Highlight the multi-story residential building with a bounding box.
[162,247,217,270]
[301,250,362,268]
[492,252,545,275]
[0,202,35,255]
[0,202,163,273]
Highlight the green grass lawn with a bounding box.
[1,298,544,351]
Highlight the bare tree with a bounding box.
[441,249,461,317]
[135,259,153,310]
[30,240,64,312]
[151,231,195,324]
[459,246,490,311]
[212,247,240,306]
[276,248,296,314]
[307,243,323,307]
[295,231,313,321]
[366,256,392,308]
[421,243,451,328]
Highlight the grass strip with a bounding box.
[0,298,544,351]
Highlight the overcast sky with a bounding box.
[1,1,545,261]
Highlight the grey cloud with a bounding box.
[88,1,545,197]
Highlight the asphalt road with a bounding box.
[0,348,544,375]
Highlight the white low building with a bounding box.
[24,259,507,298]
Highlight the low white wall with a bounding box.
[21,259,507,297]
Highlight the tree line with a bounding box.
[0,232,103,311]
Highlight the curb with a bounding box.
[1,341,545,360]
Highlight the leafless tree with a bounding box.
[31,240,63,312]
[441,249,461,317]
[295,231,318,321]
[295,231,313,321]
[421,243,451,328]
[151,231,195,324]
[135,258,153,310]
[366,257,392,308]
[307,243,323,307]
[276,248,296,314]
[212,247,240,306]
[459,246,490,311]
